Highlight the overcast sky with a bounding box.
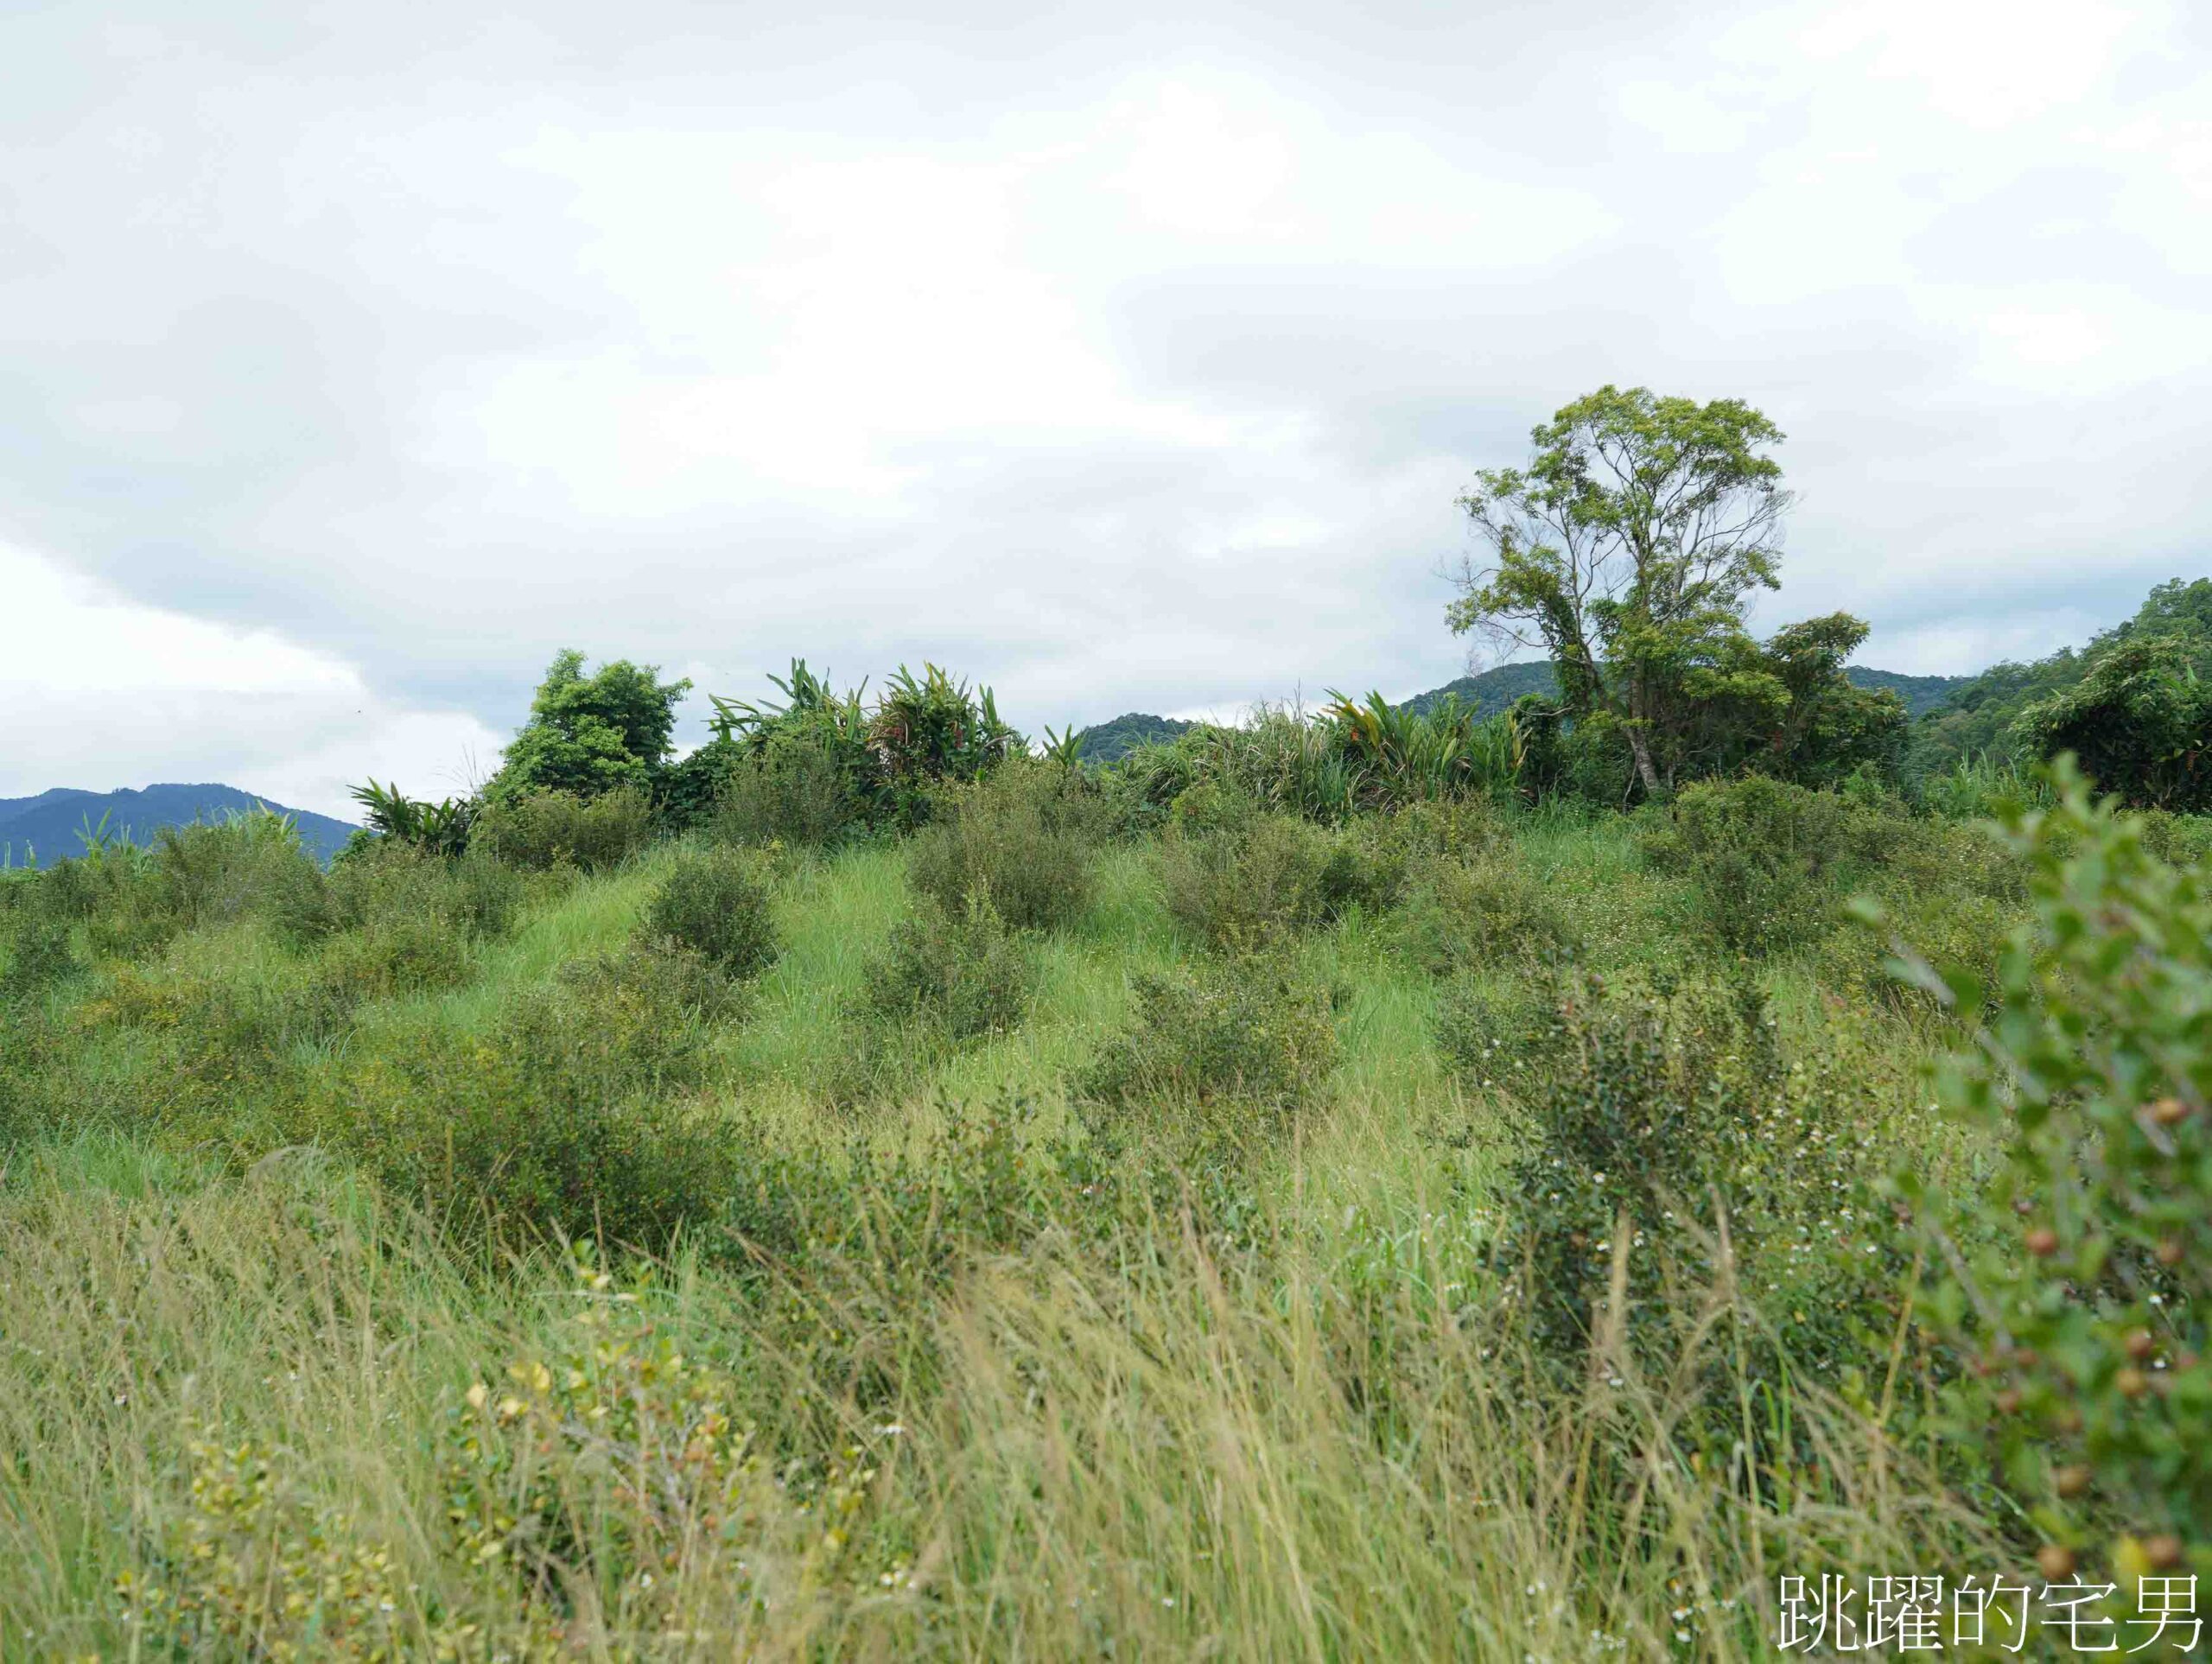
[4,0,2208,817]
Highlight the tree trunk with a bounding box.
[1626,725,1662,799]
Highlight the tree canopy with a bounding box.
[490,650,693,803]
[1448,386,1895,796]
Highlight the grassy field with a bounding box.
[0,772,2202,1660]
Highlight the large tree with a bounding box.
[1448,385,1797,797]
[490,650,693,802]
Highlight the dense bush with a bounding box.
[1077,951,1338,1124]
[1101,696,1521,829]
[142,813,327,937]
[1391,847,1577,974]
[864,889,1033,1043]
[1154,813,1395,950]
[1446,966,1909,1388]
[641,847,780,981]
[76,962,358,1132]
[0,911,79,997]
[315,911,472,1001]
[472,786,652,873]
[348,778,475,857]
[868,664,1024,810]
[708,658,1023,835]
[1899,764,2212,1568]
[16,812,327,963]
[1819,815,2026,1015]
[304,842,524,944]
[906,763,1104,932]
[1639,775,1866,956]
[713,736,871,848]
[2015,635,2212,812]
[329,943,737,1247]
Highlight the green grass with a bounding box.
[0,798,2112,1657]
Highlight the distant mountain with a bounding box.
[1402,662,1969,721]
[1397,661,1562,719]
[1071,712,1197,766]
[1836,668,1974,720]
[0,784,357,868]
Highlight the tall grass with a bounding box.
[0,1133,2001,1661]
[0,785,2146,1656]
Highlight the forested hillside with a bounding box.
[1070,710,1196,765]
[1908,576,2212,785]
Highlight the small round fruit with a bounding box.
[2026,1227,2061,1257]
[2149,1097,2190,1127]
[2126,1330,2157,1361]
[2115,1367,2149,1399]
[2037,1544,2077,1581]
[2054,1464,2092,1499]
[2155,1238,2183,1267]
[2145,1536,2185,1572]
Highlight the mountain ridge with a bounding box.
[0,784,357,867]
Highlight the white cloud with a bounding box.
[0,543,501,817]
[0,0,2204,802]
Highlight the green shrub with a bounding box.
[329,943,737,1248]
[1898,763,2212,1566]
[513,943,739,1097]
[143,813,325,935]
[1392,848,1576,975]
[906,764,1103,932]
[1154,813,1390,949]
[306,842,526,949]
[868,663,1024,811]
[473,786,652,873]
[2014,635,2212,812]
[714,737,869,848]
[74,962,358,1139]
[1077,952,1338,1123]
[1452,967,1910,1382]
[315,912,473,1001]
[1815,816,2027,1016]
[1162,776,1260,836]
[864,889,1032,1043]
[36,812,325,962]
[0,913,79,996]
[1640,776,1862,956]
[347,778,475,857]
[2138,810,2212,870]
[1914,752,2051,821]
[709,659,1022,834]
[641,848,780,981]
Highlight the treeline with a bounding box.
[350,581,2202,873]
